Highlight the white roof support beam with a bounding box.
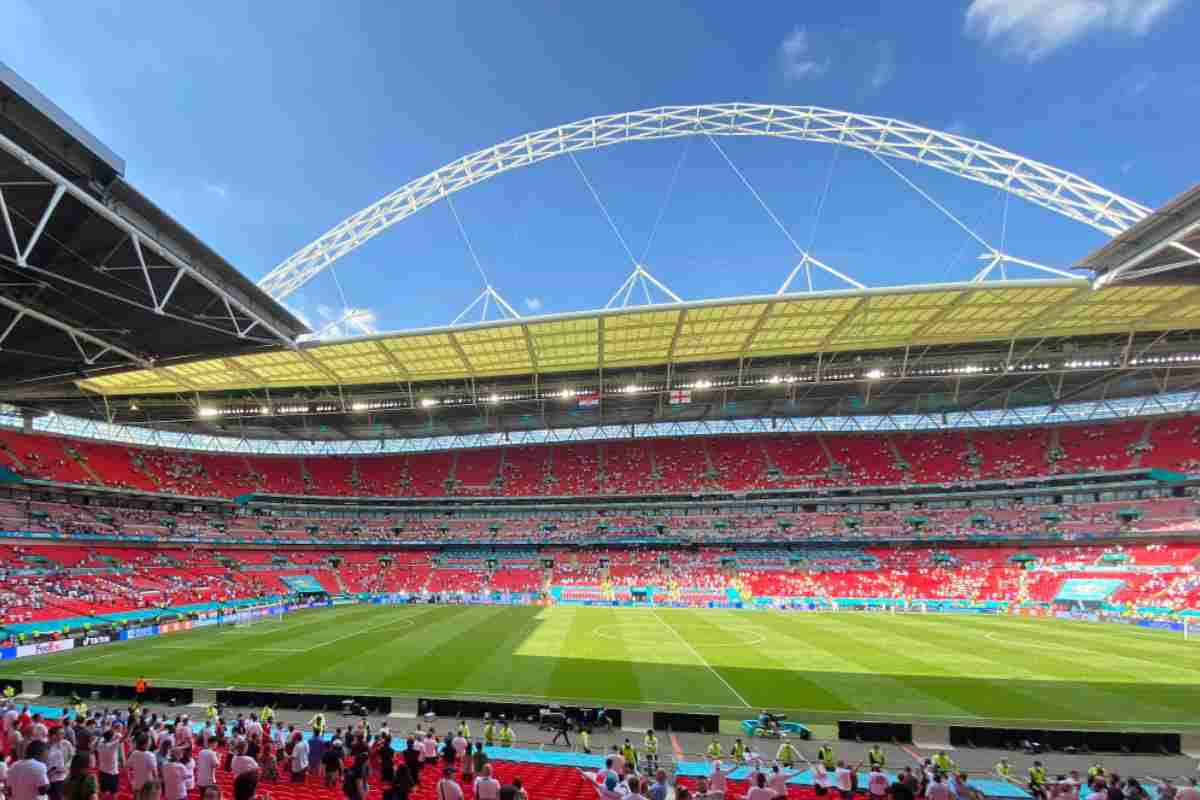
[0,293,150,367]
[0,128,298,349]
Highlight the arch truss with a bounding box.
[258,103,1151,302]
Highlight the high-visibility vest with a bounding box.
[995,762,1011,778]
[500,727,513,746]
[484,724,495,744]
[1029,767,1046,787]
[818,747,835,768]
[869,749,884,767]
[644,735,658,755]
[581,731,590,750]
[622,745,636,765]
[777,744,798,766]
[732,742,745,761]
[707,742,722,758]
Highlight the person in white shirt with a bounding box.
[44,728,73,800]
[161,752,189,800]
[812,762,833,793]
[927,774,953,800]
[195,738,219,796]
[742,772,775,800]
[245,716,263,740]
[173,719,193,750]
[8,741,50,800]
[422,735,438,764]
[867,766,890,799]
[290,734,309,782]
[835,761,854,800]
[452,733,468,761]
[231,743,258,777]
[768,766,789,799]
[96,730,122,800]
[474,765,501,800]
[709,760,736,798]
[29,716,48,744]
[127,735,159,794]
[436,767,464,800]
[611,747,627,775]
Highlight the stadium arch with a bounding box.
[256,103,1152,301]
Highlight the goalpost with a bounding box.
[217,604,288,630]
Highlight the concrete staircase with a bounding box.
[129,451,162,489]
[65,445,105,485]
[1130,420,1156,468]
[963,432,983,479]
[816,433,836,469]
[885,435,910,476]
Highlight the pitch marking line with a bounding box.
[649,608,751,708]
[981,632,1060,651]
[295,608,431,652]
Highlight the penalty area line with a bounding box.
[650,608,751,708]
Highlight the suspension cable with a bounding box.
[568,152,638,267]
[640,138,692,265]
[447,195,490,287]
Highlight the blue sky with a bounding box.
[3,0,1196,335]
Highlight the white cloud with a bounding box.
[869,41,895,90]
[779,27,828,80]
[523,296,543,312]
[203,182,229,200]
[965,0,1178,61]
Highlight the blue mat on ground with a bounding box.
[675,763,803,781]
[479,746,606,769]
[30,704,67,719]
[676,764,1029,799]
[787,769,896,786]
[967,779,1030,799]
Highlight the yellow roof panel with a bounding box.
[73,281,1200,396]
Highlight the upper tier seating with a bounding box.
[0,417,1196,501]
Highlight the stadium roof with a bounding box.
[1080,183,1200,288]
[75,279,1200,396]
[0,62,308,389]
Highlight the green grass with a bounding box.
[3,605,1198,731]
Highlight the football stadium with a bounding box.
[1,11,1200,800]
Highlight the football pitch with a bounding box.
[3,604,1198,731]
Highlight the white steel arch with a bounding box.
[258,103,1151,301]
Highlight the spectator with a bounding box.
[343,752,368,800]
[62,754,96,800]
[742,772,774,800]
[475,764,502,800]
[127,735,159,800]
[9,741,50,800]
[436,766,464,800]
[161,751,188,800]
[290,733,309,783]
